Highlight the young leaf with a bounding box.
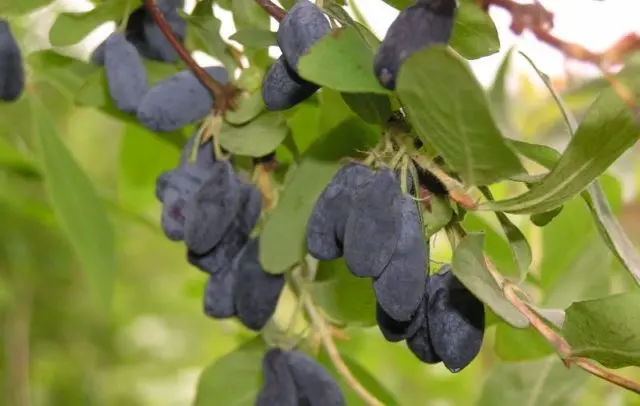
[563,291,640,369]
[310,258,377,327]
[488,47,515,130]
[30,95,116,308]
[476,357,589,406]
[481,72,640,214]
[397,46,524,186]
[229,28,277,48]
[224,91,265,125]
[259,117,378,274]
[449,1,500,60]
[297,25,390,94]
[219,112,288,157]
[452,233,529,328]
[194,337,267,406]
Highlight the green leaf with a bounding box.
[232,0,270,30]
[449,1,500,60]
[298,26,390,94]
[397,46,524,186]
[519,53,640,286]
[422,195,454,238]
[340,93,392,125]
[0,0,53,14]
[488,47,515,130]
[259,117,378,274]
[451,233,529,328]
[219,112,288,157]
[49,2,123,47]
[194,337,267,406]
[562,291,640,368]
[0,137,42,179]
[481,76,640,214]
[118,123,182,211]
[476,357,589,406]
[479,187,531,276]
[30,96,116,307]
[494,323,554,361]
[224,91,265,125]
[310,258,377,326]
[229,28,277,48]
[183,12,239,72]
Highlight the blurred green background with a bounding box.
[2,1,640,406]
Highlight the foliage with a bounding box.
[1,0,640,405]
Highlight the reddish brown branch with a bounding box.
[253,0,287,22]
[478,0,640,108]
[144,0,239,114]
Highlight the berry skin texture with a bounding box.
[137,66,229,132]
[233,238,285,331]
[307,163,374,261]
[262,56,319,111]
[0,19,24,102]
[179,133,217,169]
[373,196,428,321]
[256,349,298,406]
[373,0,457,90]
[277,0,330,71]
[203,270,235,319]
[406,317,441,364]
[427,264,485,372]
[343,168,403,279]
[104,32,149,114]
[160,165,212,241]
[155,170,173,202]
[183,161,241,255]
[187,182,262,275]
[376,296,425,342]
[285,350,346,406]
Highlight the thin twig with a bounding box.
[291,272,384,406]
[483,256,640,394]
[253,0,287,22]
[144,0,239,114]
[478,0,639,110]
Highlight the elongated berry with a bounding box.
[233,238,285,331]
[256,349,298,406]
[307,163,374,260]
[0,19,24,102]
[104,32,148,114]
[285,350,345,406]
[376,296,425,342]
[374,0,457,89]
[203,270,235,319]
[343,168,403,278]
[137,66,229,132]
[183,161,241,255]
[373,196,427,321]
[262,57,319,111]
[277,0,330,70]
[427,264,485,372]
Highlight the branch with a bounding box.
[479,0,640,110]
[411,154,478,210]
[144,0,239,114]
[253,0,287,22]
[465,230,640,395]
[291,272,384,406]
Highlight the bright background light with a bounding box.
[40,0,640,88]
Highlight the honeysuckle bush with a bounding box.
[1,0,640,405]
